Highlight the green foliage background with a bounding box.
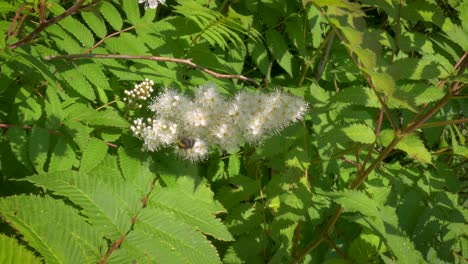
[0,0,467,263]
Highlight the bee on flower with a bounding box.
[127,81,308,162]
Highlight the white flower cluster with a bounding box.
[130,82,308,161]
[123,78,154,108]
[138,0,165,9]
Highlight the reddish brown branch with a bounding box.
[5,4,27,43]
[13,12,30,38]
[99,177,158,264]
[291,221,304,259]
[8,0,99,49]
[44,53,258,84]
[361,107,385,172]
[0,123,61,135]
[325,234,346,259]
[365,76,398,130]
[39,0,47,24]
[410,51,467,125]
[355,149,362,171]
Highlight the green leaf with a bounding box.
[64,105,128,128]
[326,3,366,51]
[17,90,42,125]
[0,195,103,264]
[387,55,452,80]
[48,137,78,172]
[28,128,50,174]
[442,19,468,51]
[401,0,446,27]
[398,31,434,54]
[124,208,223,264]
[371,72,395,96]
[80,138,109,173]
[0,2,17,14]
[325,190,379,218]
[99,2,123,31]
[379,130,432,164]
[398,133,432,164]
[81,10,107,38]
[44,86,64,129]
[228,154,241,177]
[250,41,270,75]
[152,188,234,241]
[45,24,83,54]
[105,33,149,55]
[60,67,96,101]
[24,170,137,239]
[376,206,426,263]
[285,14,307,56]
[348,229,386,263]
[413,86,445,105]
[322,259,353,264]
[49,4,95,47]
[306,6,325,49]
[342,123,376,144]
[76,62,110,103]
[388,82,445,112]
[332,86,380,108]
[173,2,259,50]
[223,232,268,263]
[0,234,42,264]
[266,30,293,77]
[63,121,93,150]
[122,0,140,25]
[449,126,468,158]
[7,128,34,172]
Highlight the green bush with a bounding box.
[0,0,466,263]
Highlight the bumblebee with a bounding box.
[177,137,196,150]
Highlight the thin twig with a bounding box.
[44,53,258,84]
[5,4,26,43]
[340,156,356,166]
[302,120,311,190]
[13,12,30,38]
[314,31,335,80]
[292,207,344,263]
[355,149,361,172]
[99,177,158,264]
[0,123,119,148]
[365,73,398,131]
[361,108,384,171]
[391,0,403,63]
[299,28,334,86]
[263,55,275,86]
[0,123,61,135]
[325,234,346,259]
[96,99,119,111]
[39,0,47,24]
[83,26,136,54]
[291,221,304,259]
[419,118,467,129]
